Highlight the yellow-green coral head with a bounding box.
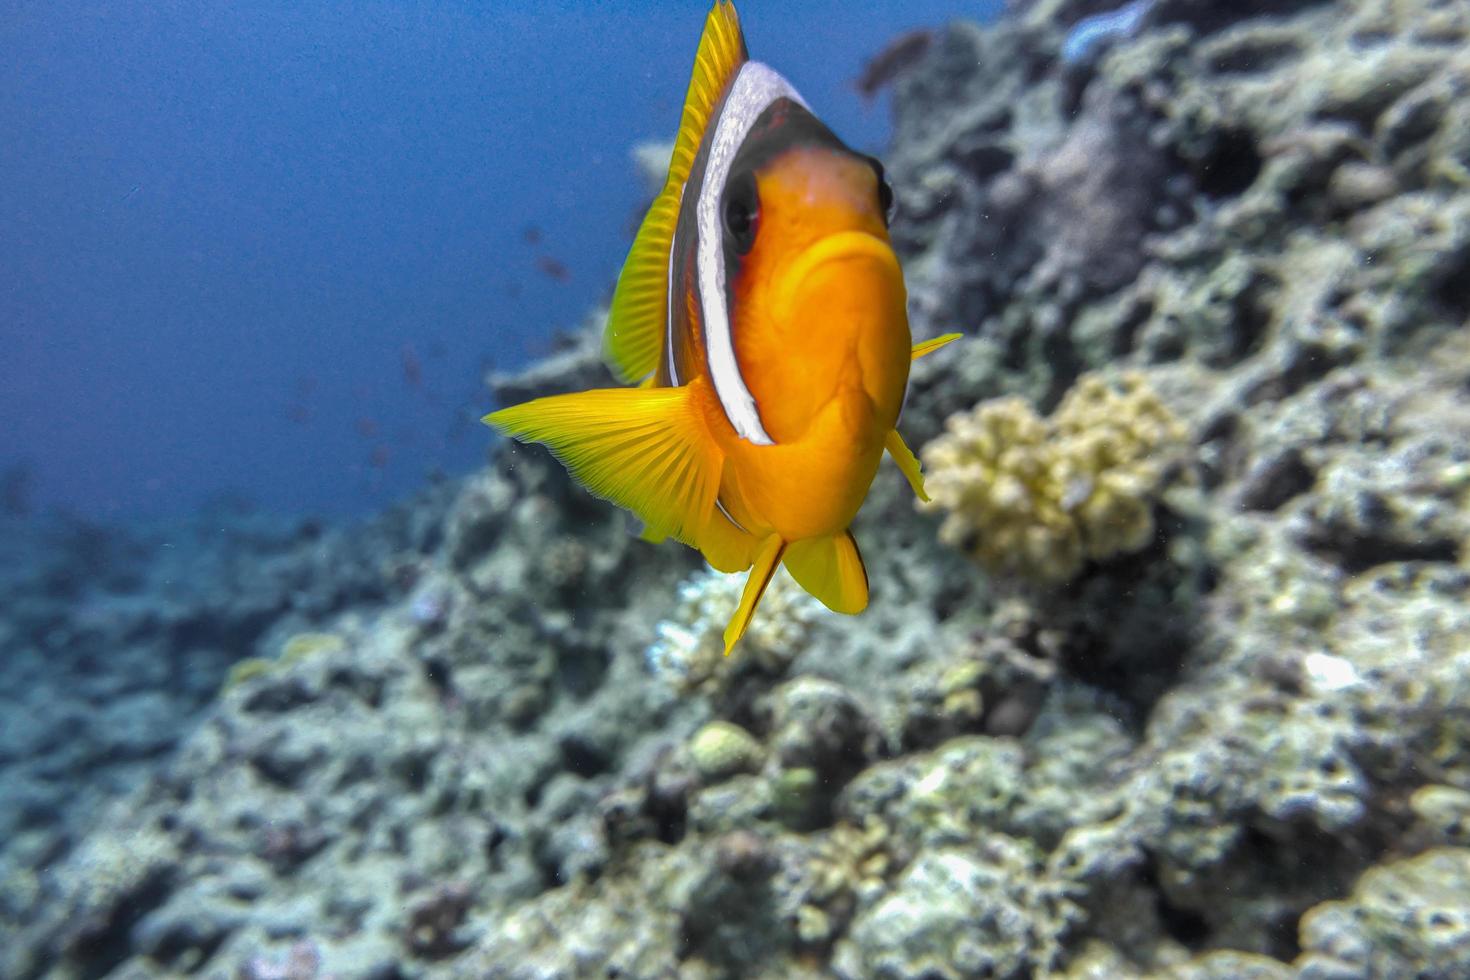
[920,372,1186,583]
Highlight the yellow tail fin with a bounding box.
[484,381,722,546]
[784,531,869,615]
[885,429,929,502]
[911,332,962,360]
[724,534,785,655]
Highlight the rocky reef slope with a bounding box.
[5,0,1470,976]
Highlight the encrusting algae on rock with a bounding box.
[920,371,1187,583]
[222,632,348,692]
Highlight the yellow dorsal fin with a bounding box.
[484,380,722,546]
[784,531,869,615]
[724,534,785,655]
[885,428,929,502]
[911,332,962,361]
[604,3,748,383]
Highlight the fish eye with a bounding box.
[870,158,895,225]
[723,173,759,254]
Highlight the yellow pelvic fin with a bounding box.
[484,383,721,546]
[885,429,930,502]
[724,534,785,655]
[911,332,962,361]
[700,504,759,573]
[604,2,747,383]
[784,531,869,615]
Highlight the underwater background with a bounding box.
[4,0,1470,977]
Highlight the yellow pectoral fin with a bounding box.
[911,332,962,361]
[724,534,785,655]
[784,531,869,615]
[484,383,721,546]
[885,429,930,502]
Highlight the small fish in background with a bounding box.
[486,2,959,653]
[282,376,317,426]
[522,224,543,246]
[535,255,571,283]
[854,29,935,103]
[400,343,423,388]
[1,463,35,517]
[355,417,381,439]
[446,404,480,442]
[1060,0,1156,65]
[368,445,391,469]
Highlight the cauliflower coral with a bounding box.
[920,372,1187,583]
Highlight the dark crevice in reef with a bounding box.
[1053,511,1213,718]
[557,644,610,700]
[144,919,227,973]
[1155,892,1211,950]
[558,733,613,779]
[1112,295,1155,359]
[1237,447,1317,512]
[1308,532,1461,575]
[68,868,175,980]
[1431,242,1470,319]
[242,677,320,715]
[1206,38,1304,76]
[1039,329,1085,413]
[1192,127,1264,200]
[1156,0,1334,37]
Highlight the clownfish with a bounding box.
[486,2,958,653]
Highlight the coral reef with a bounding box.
[646,564,822,696]
[921,371,1187,583]
[5,0,1470,977]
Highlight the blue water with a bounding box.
[2,1,1000,521]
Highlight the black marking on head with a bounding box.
[868,156,895,226]
[661,82,728,387]
[728,98,852,177]
[723,171,759,255]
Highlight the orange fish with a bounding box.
[486,2,957,652]
[400,343,423,388]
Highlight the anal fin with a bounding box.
[724,534,785,655]
[784,531,869,615]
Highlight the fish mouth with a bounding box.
[772,231,903,326]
